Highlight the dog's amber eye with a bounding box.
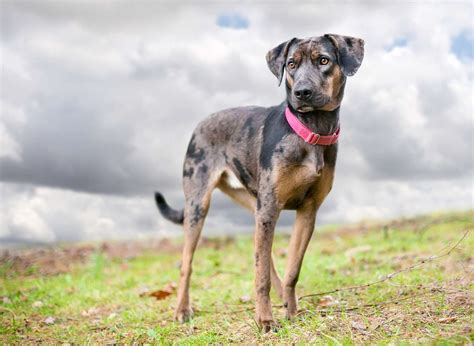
[287,61,296,69]
[319,57,329,65]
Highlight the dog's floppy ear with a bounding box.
[324,34,364,77]
[266,37,298,86]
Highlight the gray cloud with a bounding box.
[0,1,472,244]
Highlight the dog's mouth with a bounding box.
[293,94,331,113]
[297,106,315,113]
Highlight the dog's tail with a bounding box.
[154,192,184,225]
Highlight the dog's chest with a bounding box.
[273,144,326,208]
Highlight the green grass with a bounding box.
[1,210,473,344]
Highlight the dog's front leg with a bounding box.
[282,201,316,320]
[254,194,280,332]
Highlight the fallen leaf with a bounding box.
[32,301,43,308]
[81,307,100,317]
[138,286,150,297]
[149,290,173,300]
[44,316,55,325]
[438,316,457,324]
[320,248,334,255]
[344,245,372,258]
[351,320,367,331]
[240,295,251,303]
[146,282,177,300]
[318,295,340,307]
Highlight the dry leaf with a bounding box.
[147,282,177,301]
[344,245,372,258]
[81,307,100,317]
[318,295,340,307]
[44,316,55,325]
[438,316,457,324]
[138,286,150,297]
[240,295,251,303]
[149,290,173,300]
[32,301,44,308]
[321,248,334,255]
[351,320,367,331]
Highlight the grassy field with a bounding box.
[1,210,473,344]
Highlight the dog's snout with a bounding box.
[294,87,313,101]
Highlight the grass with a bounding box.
[1,210,473,344]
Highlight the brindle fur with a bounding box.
[155,34,364,331]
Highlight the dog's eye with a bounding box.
[287,61,296,69]
[319,57,329,65]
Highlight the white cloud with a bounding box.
[0,182,179,244]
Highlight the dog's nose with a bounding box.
[294,88,313,101]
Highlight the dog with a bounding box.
[155,34,364,331]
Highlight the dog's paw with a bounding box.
[258,319,280,333]
[283,298,298,320]
[284,305,298,321]
[255,313,278,333]
[285,309,298,321]
[174,306,193,323]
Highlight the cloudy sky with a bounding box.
[1,1,472,245]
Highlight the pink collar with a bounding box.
[285,107,340,146]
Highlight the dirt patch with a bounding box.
[321,210,474,240]
[0,236,237,277]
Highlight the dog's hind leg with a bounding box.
[174,166,219,323]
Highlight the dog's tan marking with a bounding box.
[282,165,334,318]
[282,200,316,319]
[320,65,345,111]
[274,164,321,207]
[286,73,294,88]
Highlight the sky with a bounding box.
[0,1,473,245]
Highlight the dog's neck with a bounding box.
[286,102,340,135]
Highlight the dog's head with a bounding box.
[266,34,364,112]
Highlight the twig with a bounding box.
[298,229,470,301]
[304,289,436,314]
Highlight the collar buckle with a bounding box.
[305,132,320,145]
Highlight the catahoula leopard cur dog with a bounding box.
[155,34,364,331]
